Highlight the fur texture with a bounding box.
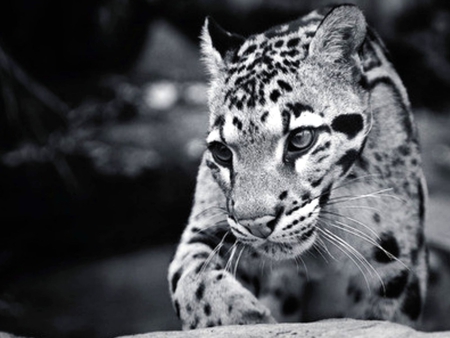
[169,4,428,330]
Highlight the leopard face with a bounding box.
[202,8,369,260]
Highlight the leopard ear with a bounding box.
[309,5,366,63]
[200,17,245,78]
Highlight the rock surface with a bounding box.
[118,320,449,338]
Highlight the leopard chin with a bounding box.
[245,227,317,261]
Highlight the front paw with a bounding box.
[178,271,275,329]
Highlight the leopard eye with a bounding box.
[208,142,232,166]
[288,128,316,152]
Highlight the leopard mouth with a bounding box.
[246,226,317,260]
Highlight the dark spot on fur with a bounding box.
[302,192,311,201]
[347,283,363,303]
[373,213,381,223]
[232,117,243,130]
[300,228,314,241]
[398,145,410,156]
[332,114,364,139]
[374,232,400,263]
[319,185,332,207]
[171,269,183,293]
[311,177,323,188]
[270,89,281,102]
[277,80,293,92]
[261,111,269,123]
[337,150,359,174]
[381,270,409,298]
[204,303,211,316]
[279,191,288,200]
[241,44,257,56]
[196,283,205,301]
[282,109,291,134]
[287,38,300,47]
[274,40,284,48]
[282,295,300,315]
[347,172,357,180]
[401,277,422,320]
[286,206,300,216]
[418,180,425,224]
[174,300,180,317]
[288,102,313,118]
[190,316,199,329]
[213,115,225,128]
[228,304,233,313]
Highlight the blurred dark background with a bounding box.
[0,0,449,337]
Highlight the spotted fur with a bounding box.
[169,5,428,330]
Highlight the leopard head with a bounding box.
[201,5,370,260]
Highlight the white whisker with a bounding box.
[199,230,230,276]
[319,210,380,240]
[225,242,238,273]
[318,227,372,292]
[321,227,385,295]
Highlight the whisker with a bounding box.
[319,213,410,272]
[315,235,335,262]
[199,230,230,276]
[321,227,385,294]
[191,205,228,219]
[328,173,385,193]
[322,218,382,250]
[190,220,228,236]
[319,210,380,240]
[310,174,385,203]
[337,205,381,212]
[225,242,239,273]
[318,227,372,292]
[295,254,309,282]
[327,188,407,206]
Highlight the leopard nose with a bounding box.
[239,215,277,239]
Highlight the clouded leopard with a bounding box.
[168,4,428,329]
